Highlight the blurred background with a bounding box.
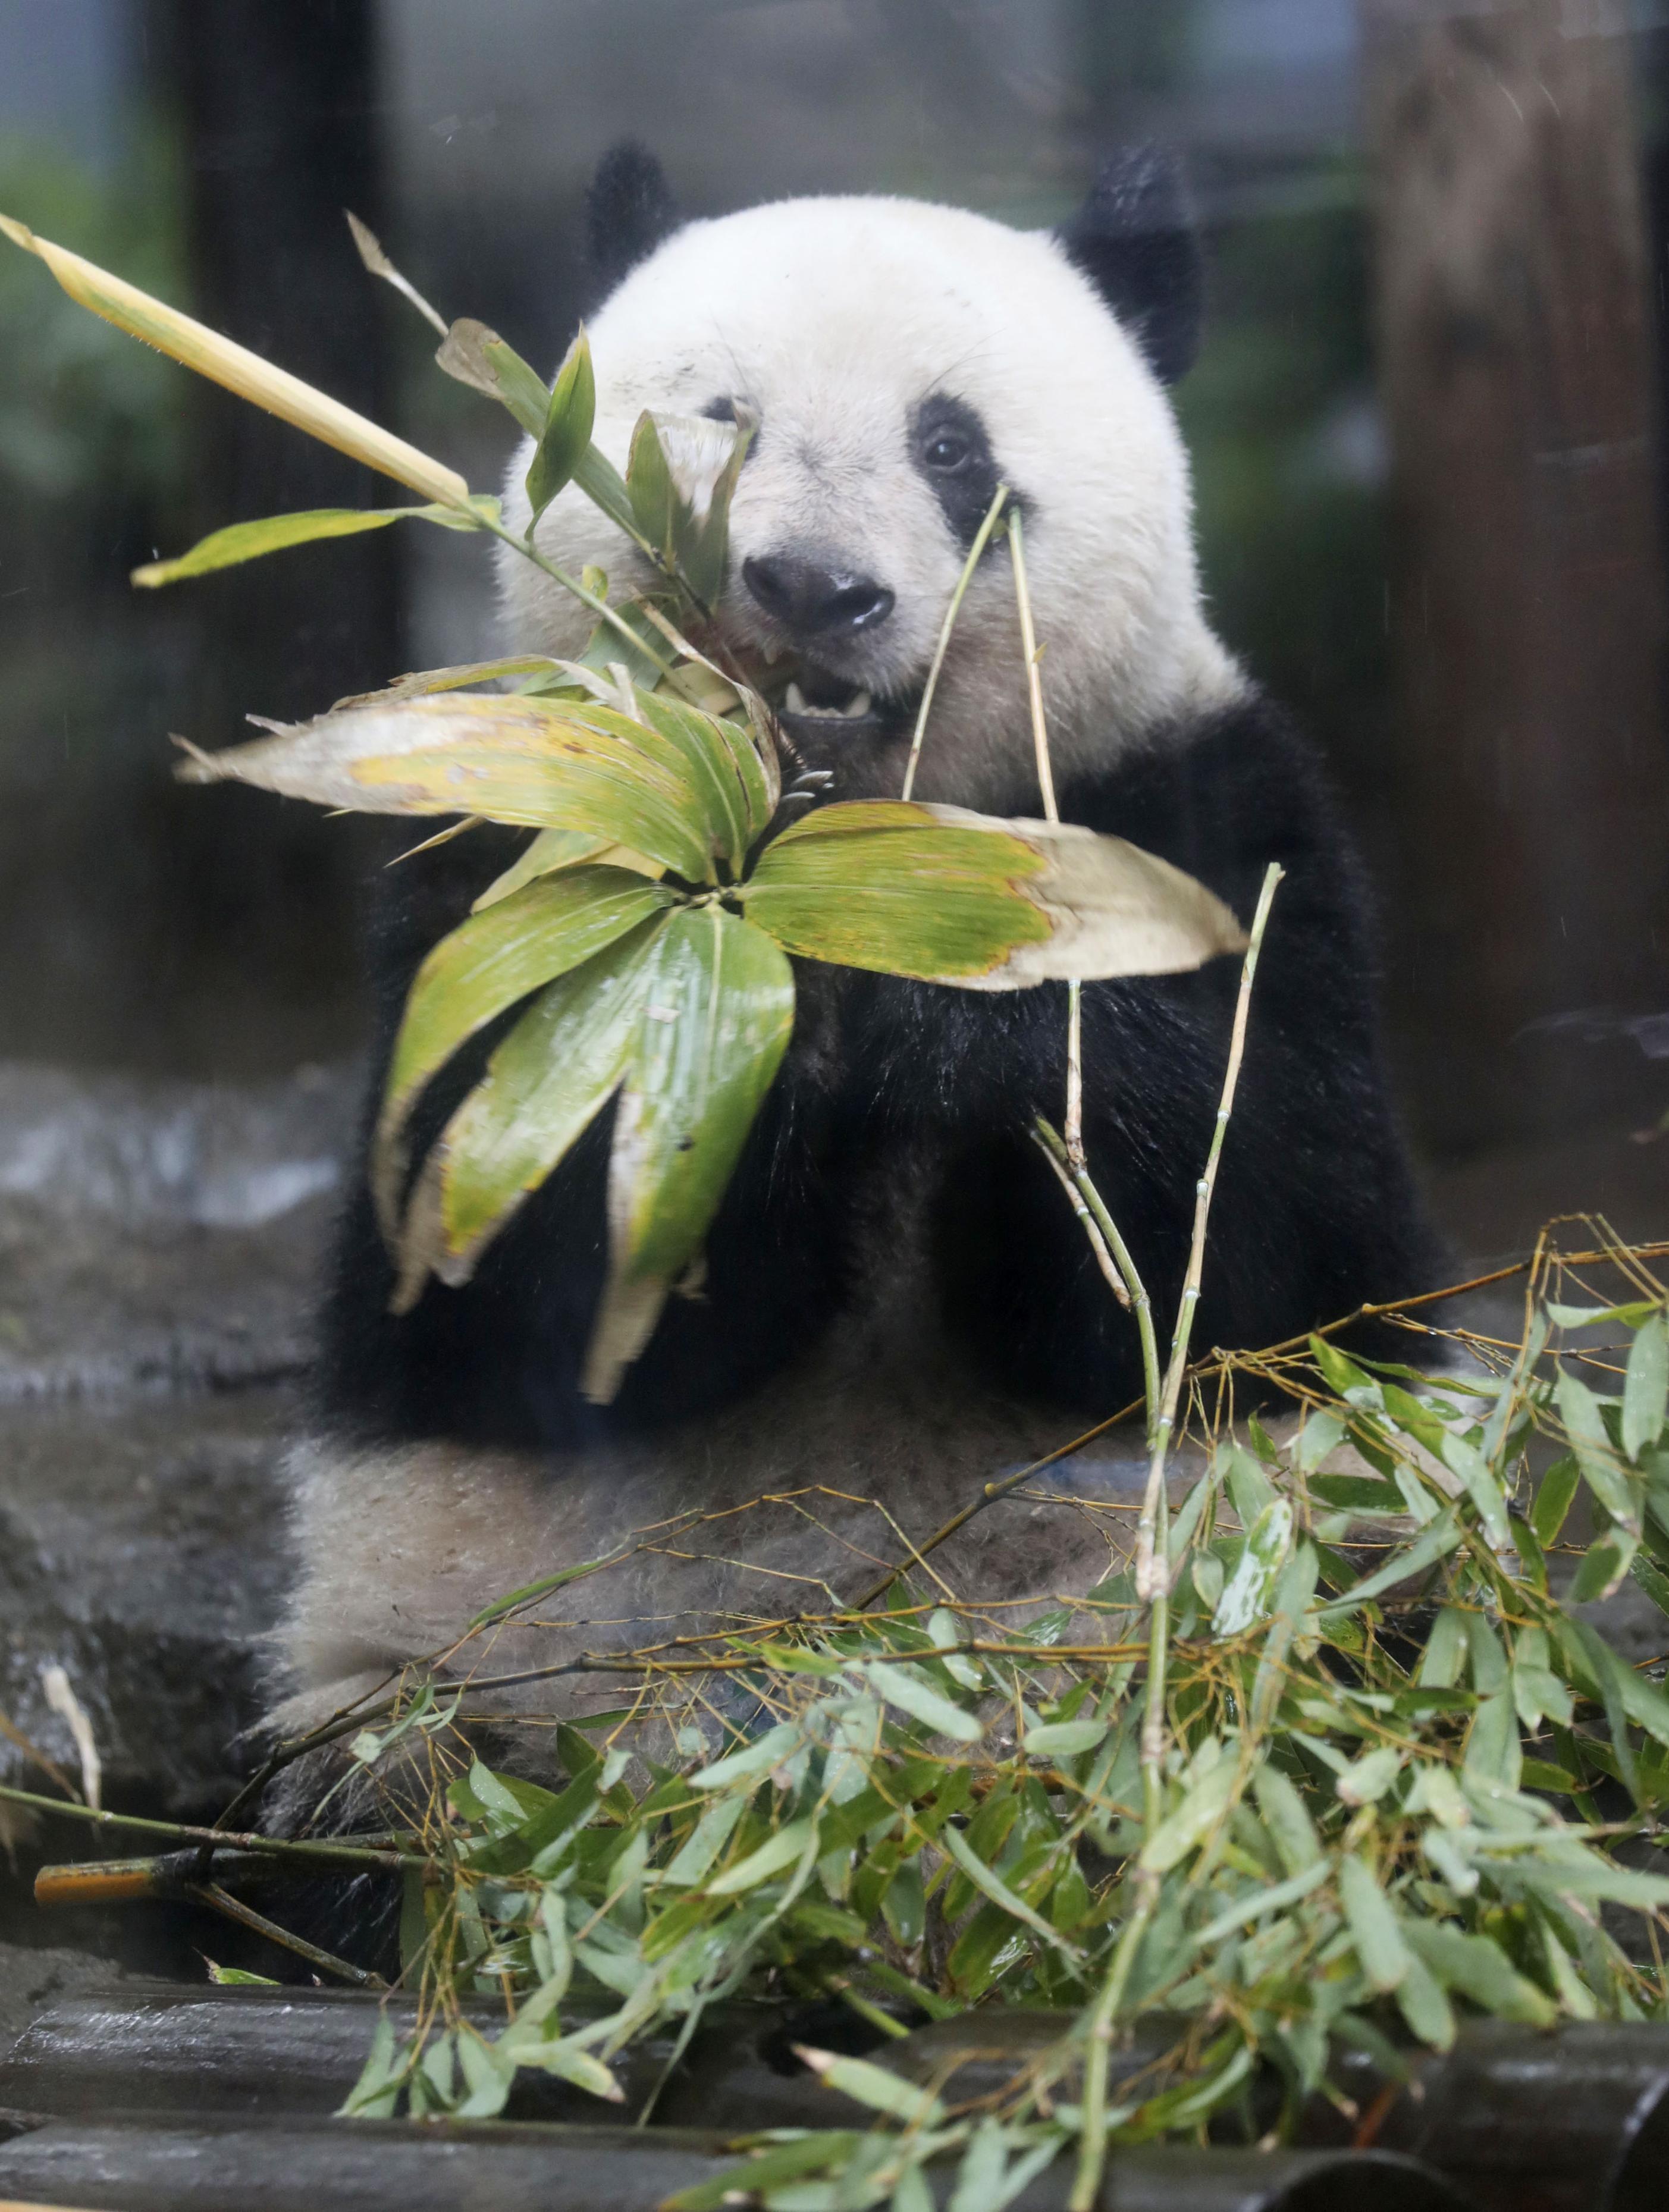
[0,0,1667,1913]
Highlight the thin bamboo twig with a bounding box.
[899,482,1009,802]
[186,1880,388,1990]
[0,1782,429,1870]
[1033,1115,1164,1416]
[1029,1124,1131,1308]
[1007,510,1057,824]
[1134,862,1284,1604]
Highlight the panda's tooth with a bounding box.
[785,681,808,714]
[843,690,872,718]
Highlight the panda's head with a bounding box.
[499,147,1243,812]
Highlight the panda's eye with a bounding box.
[701,397,740,425]
[923,428,971,472]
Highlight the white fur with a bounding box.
[498,194,1243,812]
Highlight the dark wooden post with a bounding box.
[140,0,397,1067]
[1362,0,1669,1154]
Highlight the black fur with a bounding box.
[585,141,680,300]
[1056,146,1205,387]
[317,693,1443,1452]
[909,393,1009,553]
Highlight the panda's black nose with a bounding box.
[742,553,894,638]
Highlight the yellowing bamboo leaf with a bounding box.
[373,866,677,1240]
[393,917,666,1310]
[582,908,794,1402]
[526,327,596,522]
[434,316,550,438]
[131,503,485,588]
[175,694,721,881]
[344,211,449,336]
[741,802,1245,987]
[1,212,470,508]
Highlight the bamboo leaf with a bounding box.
[374,866,677,1239]
[1339,1854,1410,1991]
[526,327,596,522]
[865,1660,983,1745]
[1532,1454,1582,1548]
[132,503,484,588]
[795,2048,947,2128]
[1212,1499,1293,1636]
[1557,1369,1640,1533]
[705,1817,816,1896]
[742,802,1245,987]
[938,1826,1083,1962]
[434,316,551,438]
[583,908,794,1402]
[1315,1508,1462,1614]
[1,212,471,507]
[394,917,665,1307]
[473,827,658,911]
[690,1722,804,1791]
[1623,1315,1668,1463]
[175,695,721,880]
[1141,1759,1238,1872]
[1400,1920,1558,2027]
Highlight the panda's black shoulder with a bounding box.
[1057,686,1378,962]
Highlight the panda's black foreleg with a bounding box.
[860,942,1445,1421]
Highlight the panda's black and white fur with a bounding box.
[270,148,1442,1769]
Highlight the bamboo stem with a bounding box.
[899,484,1009,802]
[1133,862,1284,1604]
[0,1782,429,1871]
[187,1878,388,1990]
[1007,510,1057,823]
[1033,1115,1163,1415]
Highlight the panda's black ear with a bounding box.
[1055,146,1204,386]
[586,141,680,298]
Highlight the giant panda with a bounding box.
[268,145,1443,1815]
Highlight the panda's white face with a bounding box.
[499,194,1241,812]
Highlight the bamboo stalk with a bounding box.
[0,1782,428,1871]
[899,484,1009,802]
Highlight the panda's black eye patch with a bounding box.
[701,396,740,425]
[910,394,1003,552]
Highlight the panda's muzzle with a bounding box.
[742,553,894,641]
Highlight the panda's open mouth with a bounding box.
[764,661,914,747]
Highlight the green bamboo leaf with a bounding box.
[1623,1315,1668,1463]
[1440,1432,1512,1550]
[394,918,665,1307]
[1568,1526,1641,1605]
[501,2031,624,2102]
[473,827,658,912]
[689,1721,803,1791]
[795,2049,947,2127]
[1315,1508,1462,1614]
[131,503,483,588]
[1212,1499,1293,1637]
[1531,1454,1582,1548]
[1191,1859,1328,1945]
[865,1659,983,1744]
[938,1826,1083,1962]
[526,327,596,521]
[1021,1716,1109,1758]
[661,1796,748,1885]
[1251,1764,1323,1874]
[666,411,754,607]
[632,690,752,874]
[1462,1690,1523,1794]
[1557,1368,1640,1533]
[705,1816,816,1896]
[1141,1759,1238,1872]
[582,908,794,1402]
[176,694,720,881]
[663,2135,864,2212]
[742,801,1244,987]
[1400,1920,1557,2026]
[1394,1947,1457,2050]
[1335,1746,1404,1806]
[373,867,676,1240]
[626,408,680,563]
[1339,1854,1410,1991]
